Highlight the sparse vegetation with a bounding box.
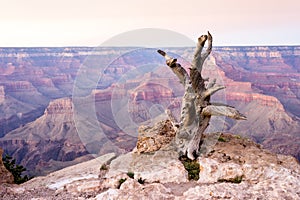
[218,136,227,142]
[117,178,127,189]
[235,135,241,139]
[137,177,146,184]
[100,164,108,171]
[218,175,243,184]
[127,171,134,179]
[2,154,29,184]
[179,156,200,181]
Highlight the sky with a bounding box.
[0,0,299,47]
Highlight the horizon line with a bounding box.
[0,44,300,48]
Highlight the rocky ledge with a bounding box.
[1,132,299,199]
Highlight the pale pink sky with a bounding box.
[0,0,299,46]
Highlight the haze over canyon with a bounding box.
[0,46,299,175]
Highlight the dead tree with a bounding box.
[158,32,246,160]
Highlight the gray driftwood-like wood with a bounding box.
[158,32,246,160]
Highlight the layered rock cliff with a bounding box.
[0,98,91,175]
[213,46,300,118]
[0,47,130,137]
[0,46,299,176]
[0,96,136,175]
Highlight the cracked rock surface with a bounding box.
[1,133,300,199]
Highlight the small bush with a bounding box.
[117,178,127,189]
[218,136,227,142]
[180,156,200,181]
[137,177,146,184]
[218,175,243,184]
[235,135,241,139]
[100,164,108,171]
[127,171,134,179]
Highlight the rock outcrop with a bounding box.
[3,81,36,93]
[135,119,176,153]
[45,98,73,115]
[226,92,285,111]
[1,133,299,199]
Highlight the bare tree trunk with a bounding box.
[158,32,246,160]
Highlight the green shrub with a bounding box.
[218,136,227,142]
[100,164,108,170]
[235,135,241,139]
[127,171,134,179]
[218,175,243,184]
[2,154,29,184]
[117,178,127,189]
[180,156,200,181]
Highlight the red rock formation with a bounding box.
[225,92,285,111]
[0,62,15,75]
[130,82,173,102]
[45,98,73,115]
[31,78,55,87]
[3,81,36,93]
[213,46,300,119]
[52,74,72,85]
[0,97,90,175]
[93,89,113,101]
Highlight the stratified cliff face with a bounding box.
[0,98,90,175]
[226,92,284,110]
[0,96,135,175]
[0,47,130,137]
[4,81,36,93]
[45,98,73,115]
[213,46,300,118]
[201,53,300,160]
[0,46,299,176]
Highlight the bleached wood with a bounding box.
[158,50,189,85]
[202,85,226,100]
[202,105,247,120]
[158,32,246,160]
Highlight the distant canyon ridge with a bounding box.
[0,46,299,175]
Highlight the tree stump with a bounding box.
[157,32,246,160]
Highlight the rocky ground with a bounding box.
[1,133,300,200]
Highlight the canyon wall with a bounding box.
[0,46,299,175]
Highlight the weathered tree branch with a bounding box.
[202,105,247,120]
[207,78,216,89]
[202,85,226,100]
[157,32,246,160]
[157,50,189,85]
[201,31,212,61]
